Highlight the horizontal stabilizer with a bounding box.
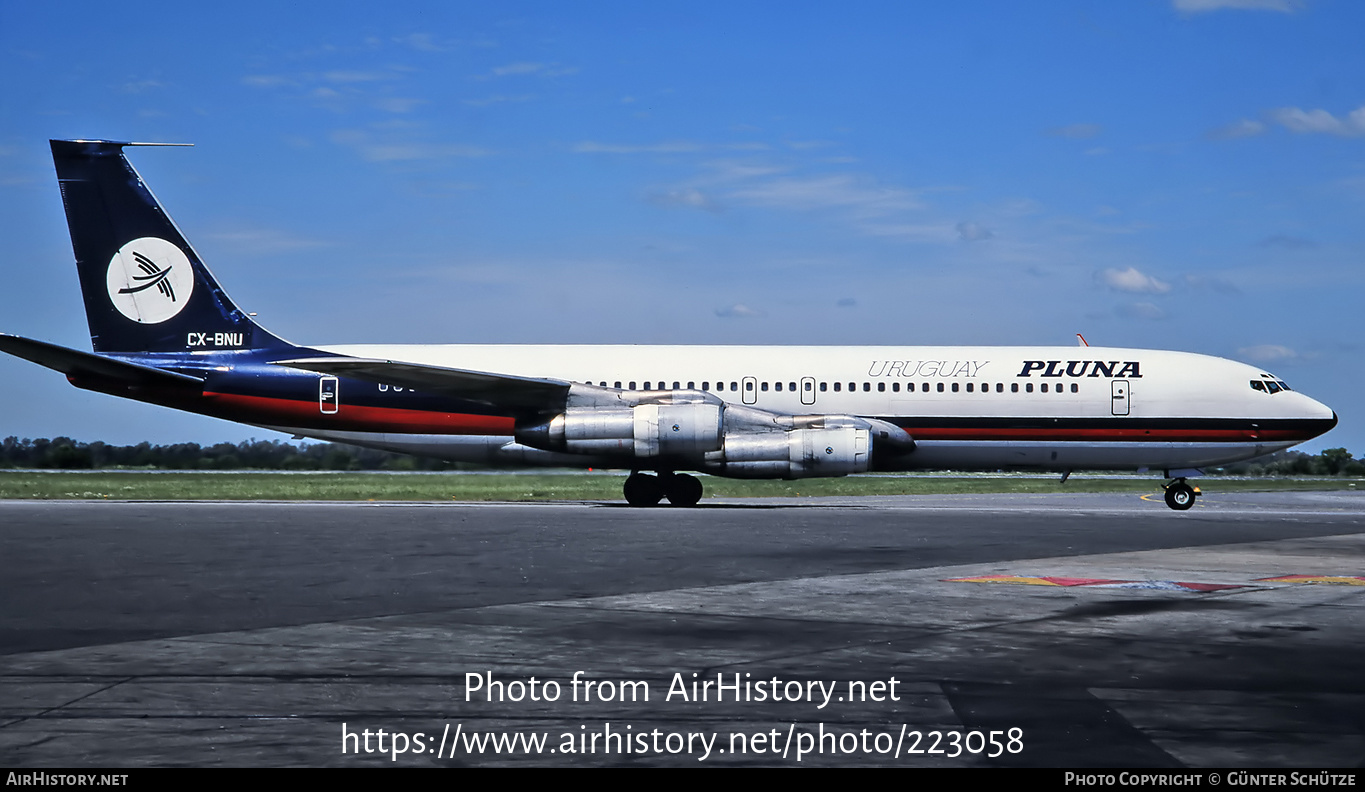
[273,357,570,412]
[0,333,203,388]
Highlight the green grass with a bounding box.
[0,470,1359,501]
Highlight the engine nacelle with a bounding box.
[515,402,723,458]
[709,426,871,479]
[514,384,910,477]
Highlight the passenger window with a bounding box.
[906,382,915,392]
[834,382,842,392]
[789,382,796,391]
[1041,383,1048,393]
[996,383,1004,393]
[804,381,812,391]
[1026,383,1033,393]
[1011,383,1018,393]
[937,382,944,393]
[892,382,900,392]
[966,383,974,393]
[731,382,738,392]
[629,381,637,390]
[863,382,871,392]
[774,382,782,392]
[1070,383,1078,393]
[877,382,885,392]
[951,383,959,393]
[820,382,827,392]
[746,381,755,392]
[849,382,856,392]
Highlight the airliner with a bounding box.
[0,140,1339,509]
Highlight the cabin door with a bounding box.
[1111,379,1130,416]
[320,376,339,414]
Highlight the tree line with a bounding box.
[0,437,456,471]
[1,436,1361,476]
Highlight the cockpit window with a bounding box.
[1265,381,1282,394]
[1250,379,1292,394]
[1250,380,1266,392]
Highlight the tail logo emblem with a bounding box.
[106,237,195,324]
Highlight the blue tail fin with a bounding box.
[51,139,291,354]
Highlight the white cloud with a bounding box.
[1237,344,1299,363]
[573,141,767,154]
[715,304,764,318]
[647,188,721,212]
[1097,266,1172,294]
[728,174,923,216]
[481,62,578,80]
[1118,302,1168,320]
[121,79,166,94]
[1207,119,1265,140]
[242,74,294,88]
[1173,0,1301,12]
[1270,105,1365,137]
[331,129,492,162]
[574,141,704,154]
[375,97,427,114]
[956,222,993,242]
[395,33,446,52]
[205,227,329,255]
[323,70,398,84]
[858,222,958,243]
[493,62,544,76]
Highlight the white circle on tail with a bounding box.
[106,237,195,324]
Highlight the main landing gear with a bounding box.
[623,471,704,507]
[1163,478,1199,511]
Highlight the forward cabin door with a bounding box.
[1111,379,1130,416]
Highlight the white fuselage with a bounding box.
[267,343,1335,473]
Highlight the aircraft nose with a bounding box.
[1306,401,1338,439]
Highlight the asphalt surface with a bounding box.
[2,491,1363,767]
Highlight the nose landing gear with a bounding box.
[623,471,704,507]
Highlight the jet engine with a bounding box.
[514,385,913,479]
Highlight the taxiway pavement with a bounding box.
[2,492,1363,767]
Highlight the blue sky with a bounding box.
[1,0,1361,455]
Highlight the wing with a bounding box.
[271,356,571,413]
